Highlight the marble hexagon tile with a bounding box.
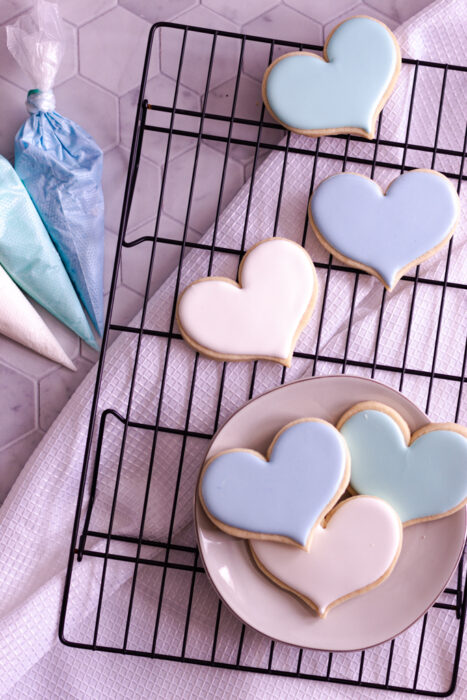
[0,0,432,502]
[54,77,119,152]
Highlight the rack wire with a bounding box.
[60,22,467,696]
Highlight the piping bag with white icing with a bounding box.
[0,264,75,370]
[6,0,105,336]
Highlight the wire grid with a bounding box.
[60,23,467,696]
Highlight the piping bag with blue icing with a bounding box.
[0,155,97,349]
[0,264,75,370]
[6,0,105,336]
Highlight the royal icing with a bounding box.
[309,170,459,290]
[0,264,75,370]
[177,238,316,365]
[250,495,402,618]
[263,16,400,137]
[338,405,467,524]
[200,419,349,548]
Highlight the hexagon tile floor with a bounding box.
[0,0,432,503]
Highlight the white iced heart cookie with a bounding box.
[176,238,317,366]
[262,16,401,139]
[250,496,402,618]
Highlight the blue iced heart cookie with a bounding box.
[337,402,467,525]
[262,16,401,139]
[200,419,350,549]
[309,170,459,290]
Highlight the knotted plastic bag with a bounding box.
[7,0,105,335]
[0,264,75,369]
[0,155,97,349]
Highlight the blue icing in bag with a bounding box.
[0,155,97,350]
[15,109,105,335]
[7,0,105,335]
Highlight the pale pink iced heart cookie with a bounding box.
[176,238,318,366]
[250,496,402,618]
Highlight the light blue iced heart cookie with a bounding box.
[337,402,467,526]
[309,170,460,290]
[199,419,350,550]
[262,16,401,139]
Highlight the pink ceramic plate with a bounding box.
[195,375,466,651]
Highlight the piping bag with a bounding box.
[0,264,75,370]
[6,0,105,335]
[0,155,97,349]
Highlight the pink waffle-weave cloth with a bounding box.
[0,1,466,697]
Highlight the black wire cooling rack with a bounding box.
[60,22,467,696]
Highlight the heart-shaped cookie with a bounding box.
[262,16,401,139]
[176,238,317,366]
[337,402,467,526]
[250,495,402,618]
[309,170,460,290]
[199,418,350,549]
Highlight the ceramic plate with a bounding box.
[195,375,466,651]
